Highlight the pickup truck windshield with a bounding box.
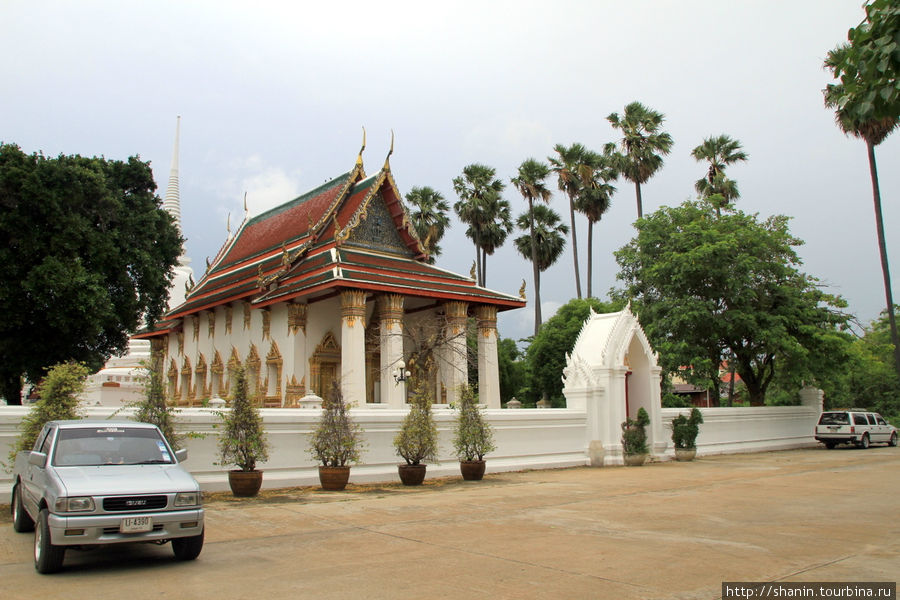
[52,427,174,467]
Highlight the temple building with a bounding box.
[136,140,525,408]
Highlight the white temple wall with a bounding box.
[0,400,824,494]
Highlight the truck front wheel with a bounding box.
[34,509,65,574]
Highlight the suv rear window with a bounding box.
[819,413,849,425]
[854,413,869,425]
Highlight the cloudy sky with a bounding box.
[3,1,897,343]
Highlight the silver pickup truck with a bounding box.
[10,420,204,573]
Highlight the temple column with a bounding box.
[378,294,405,406]
[340,289,367,406]
[475,305,500,408]
[444,301,468,406]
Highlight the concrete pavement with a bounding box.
[1,446,898,599]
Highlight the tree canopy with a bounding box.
[525,297,622,405]
[0,144,182,404]
[614,199,849,404]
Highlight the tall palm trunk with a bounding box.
[481,251,487,288]
[567,193,582,299]
[634,182,643,219]
[586,221,594,298]
[529,198,542,336]
[866,140,900,377]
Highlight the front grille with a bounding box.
[103,495,168,512]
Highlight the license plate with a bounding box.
[120,516,152,533]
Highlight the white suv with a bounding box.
[815,410,898,449]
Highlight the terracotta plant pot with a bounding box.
[228,470,263,497]
[623,453,647,467]
[398,464,427,486]
[674,448,697,462]
[318,466,351,491]
[459,460,486,481]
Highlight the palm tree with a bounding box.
[575,150,617,298]
[472,193,512,286]
[606,101,673,219]
[405,186,450,263]
[452,164,507,287]
[510,159,553,335]
[691,134,748,215]
[549,143,588,299]
[825,43,900,377]
[514,204,568,336]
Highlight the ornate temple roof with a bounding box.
[136,148,525,338]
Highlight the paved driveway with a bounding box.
[1,447,898,599]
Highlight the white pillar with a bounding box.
[475,305,500,408]
[443,301,468,406]
[340,289,367,406]
[379,294,405,407]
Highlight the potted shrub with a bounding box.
[621,407,650,466]
[307,382,365,490]
[393,381,439,486]
[671,407,704,461]
[452,385,496,481]
[217,365,270,496]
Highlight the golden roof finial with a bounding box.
[356,126,366,167]
[383,129,394,170]
[519,279,527,299]
[243,191,248,215]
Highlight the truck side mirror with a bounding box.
[28,451,47,468]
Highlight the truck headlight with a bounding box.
[174,492,201,507]
[54,497,95,512]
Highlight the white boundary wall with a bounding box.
[0,406,589,495]
[0,397,821,495]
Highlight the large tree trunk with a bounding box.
[2,373,23,405]
[529,199,542,336]
[568,193,582,299]
[866,140,900,378]
[634,182,643,219]
[586,221,594,298]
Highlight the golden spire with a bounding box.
[383,129,394,170]
[356,126,366,167]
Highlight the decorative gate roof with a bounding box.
[137,147,525,338]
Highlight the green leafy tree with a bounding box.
[824,1,900,378]
[453,164,508,287]
[844,307,900,420]
[510,159,554,335]
[549,143,590,299]
[405,186,450,263]
[497,337,527,405]
[217,365,269,472]
[514,204,568,337]
[691,134,748,215]
[525,298,622,405]
[0,144,183,404]
[8,362,89,466]
[615,199,849,405]
[606,101,673,219]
